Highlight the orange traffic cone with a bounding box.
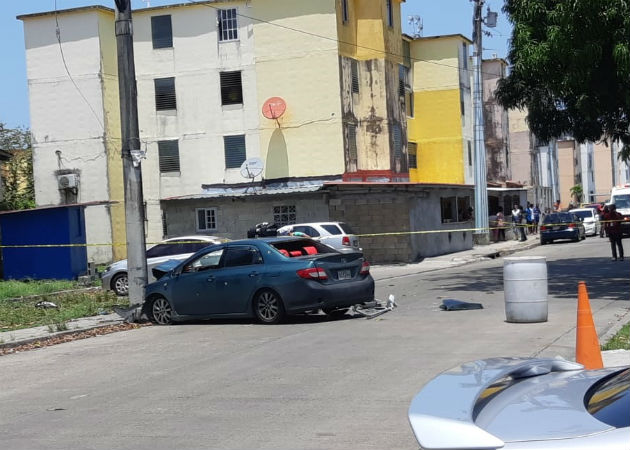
[576,281,604,369]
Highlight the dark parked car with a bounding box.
[144,237,374,325]
[540,212,586,244]
[408,357,630,450]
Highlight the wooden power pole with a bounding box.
[114,0,148,309]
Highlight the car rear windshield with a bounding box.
[572,210,593,219]
[271,239,338,257]
[543,213,572,224]
[321,224,342,235]
[338,222,355,234]
[585,368,630,428]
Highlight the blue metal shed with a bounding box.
[0,204,88,280]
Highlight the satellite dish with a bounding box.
[262,97,287,120]
[240,157,265,180]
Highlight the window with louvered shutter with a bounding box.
[351,60,359,94]
[218,8,238,42]
[224,135,246,169]
[220,71,243,106]
[158,140,180,173]
[151,15,172,49]
[408,142,418,169]
[347,124,357,161]
[155,77,176,110]
[392,124,402,159]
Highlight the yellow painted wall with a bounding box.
[557,140,576,208]
[252,0,345,179]
[408,36,467,184]
[336,0,403,64]
[98,12,125,260]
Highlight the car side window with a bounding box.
[223,246,263,267]
[293,226,320,237]
[146,243,176,258]
[321,224,342,235]
[183,248,224,273]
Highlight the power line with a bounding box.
[184,0,507,78]
[54,0,104,130]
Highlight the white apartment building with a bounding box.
[20,3,260,263]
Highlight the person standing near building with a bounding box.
[605,205,624,261]
[496,207,506,241]
[511,204,521,241]
[533,204,541,234]
[525,203,534,234]
[517,205,528,242]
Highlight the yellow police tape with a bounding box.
[0,219,626,248]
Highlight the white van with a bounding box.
[609,185,630,236]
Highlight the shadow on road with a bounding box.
[424,257,630,301]
[169,311,361,327]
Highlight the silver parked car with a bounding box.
[409,357,629,450]
[276,222,361,253]
[101,235,225,296]
[569,207,601,236]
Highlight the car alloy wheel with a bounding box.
[112,273,129,296]
[150,297,172,325]
[254,290,285,324]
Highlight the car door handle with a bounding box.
[206,276,215,282]
[249,271,260,277]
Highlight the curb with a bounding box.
[0,316,124,350]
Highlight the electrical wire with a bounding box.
[54,0,104,130]
[184,0,508,78]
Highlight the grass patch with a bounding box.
[602,322,630,351]
[0,290,128,332]
[0,279,95,301]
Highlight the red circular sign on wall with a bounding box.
[262,97,287,119]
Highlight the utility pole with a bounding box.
[471,0,496,244]
[114,0,148,309]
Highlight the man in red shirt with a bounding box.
[605,205,625,261]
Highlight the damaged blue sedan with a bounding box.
[143,237,374,325]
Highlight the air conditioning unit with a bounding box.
[57,173,78,189]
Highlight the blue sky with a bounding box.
[1,0,510,129]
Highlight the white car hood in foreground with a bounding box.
[408,358,621,449]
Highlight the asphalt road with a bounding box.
[1,237,628,450]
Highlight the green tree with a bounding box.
[496,0,630,161]
[570,184,583,203]
[0,123,35,211]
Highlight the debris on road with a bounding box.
[439,299,483,311]
[351,295,397,319]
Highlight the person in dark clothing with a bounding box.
[604,205,624,261]
[517,205,527,242]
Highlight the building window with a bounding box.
[408,142,417,169]
[400,64,413,116]
[224,135,246,169]
[154,77,176,111]
[274,205,296,226]
[460,89,465,116]
[151,15,172,49]
[351,59,359,94]
[220,71,243,106]
[342,0,349,23]
[218,8,238,42]
[468,141,473,167]
[386,0,394,27]
[441,195,472,223]
[347,123,358,161]
[158,140,180,173]
[392,123,403,159]
[196,208,217,231]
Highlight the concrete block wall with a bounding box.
[329,193,412,263]
[162,194,329,242]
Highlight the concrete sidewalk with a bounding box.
[371,237,539,281]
